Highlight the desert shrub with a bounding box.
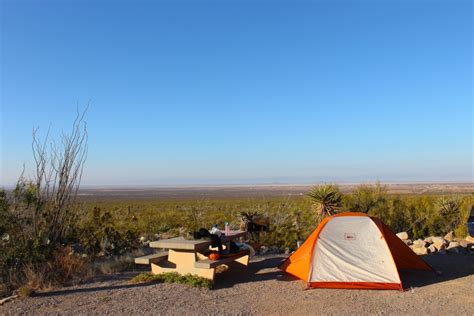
[0,109,89,293]
[260,209,316,249]
[1,187,93,293]
[77,207,140,255]
[454,202,470,237]
[255,198,316,249]
[402,197,433,239]
[368,194,472,238]
[435,196,463,232]
[5,246,91,294]
[344,183,388,214]
[0,189,10,236]
[0,189,12,285]
[387,197,409,233]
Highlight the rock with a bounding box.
[403,239,413,246]
[459,240,469,248]
[433,242,447,251]
[447,241,460,249]
[423,237,433,244]
[465,236,474,243]
[284,247,290,255]
[428,245,437,253]
[444,231,455,242]
[139,236,146,243]
[413,239,427,248]
[410,245,428,255]
[260,246,269,255]
[432,237,448,251]
[396,232,409,240]
[432,236,445,244]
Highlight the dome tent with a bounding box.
[281,212,432,290]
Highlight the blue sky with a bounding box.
[1,0,472,186]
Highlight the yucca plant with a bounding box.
[307,184,343,217]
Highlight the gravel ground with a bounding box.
[1,253,473,315]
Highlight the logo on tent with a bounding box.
[344,233,356,240]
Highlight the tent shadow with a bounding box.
[400,252,474,289]
[212,255,296,289]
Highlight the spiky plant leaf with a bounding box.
[307,184,342,217]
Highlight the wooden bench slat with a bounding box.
[134,251,168,265]
[194,252,248,269]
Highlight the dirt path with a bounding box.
[2,254,473,315]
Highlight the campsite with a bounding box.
[1,0,473,314]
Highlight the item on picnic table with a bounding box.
[224,222,230,235]
[193,228,223,251]
[210,224,222,236]
[208,252,220,261]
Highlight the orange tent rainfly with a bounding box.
[281,212,432,290]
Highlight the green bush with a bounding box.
[344,182,388,214]
[76,207,140,255]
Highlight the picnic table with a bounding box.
[135,231,249,282]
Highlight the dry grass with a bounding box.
[5,246,93,297]
[130,272,213,289]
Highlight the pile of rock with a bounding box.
[396,231,474,255]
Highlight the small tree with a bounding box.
[307,184,342,218]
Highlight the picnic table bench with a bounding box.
[135,231,249,282]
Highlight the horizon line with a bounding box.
[3,180,472,189]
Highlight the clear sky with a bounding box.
[1,0,472,186]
